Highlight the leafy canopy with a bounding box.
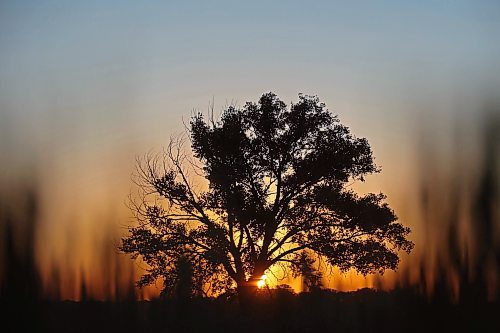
[121,93,413,296]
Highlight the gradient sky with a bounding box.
[1,0,499,299]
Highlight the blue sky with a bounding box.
[2,1,498,114]
[2,0,498,180]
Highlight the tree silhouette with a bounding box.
[159,254,198,301]
[120,93,413,302]
[292,252,323,292]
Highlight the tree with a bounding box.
[159,255,197,301]
[120,93,413,302]
[293,252,323,292]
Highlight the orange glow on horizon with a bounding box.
[0,107,497,302]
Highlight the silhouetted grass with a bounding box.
[2,288,497,333]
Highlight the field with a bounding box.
[3,288,499,333]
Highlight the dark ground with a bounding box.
[3,288,499,333]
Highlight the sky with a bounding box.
[1,0,499,299]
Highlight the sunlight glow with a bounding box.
[257,274,267,288]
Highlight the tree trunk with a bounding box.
[237,274,265,306]
[237,280,258,306]
[236,263,268,307]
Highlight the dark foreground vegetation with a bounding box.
[3,288,499,333]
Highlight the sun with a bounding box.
[257,274,267,288]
